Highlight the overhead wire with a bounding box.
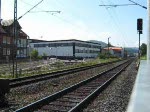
[18,0,44,20]
[53,0,101,39]
[19,0,85,38]
[128,0,147,9]
[100,0,129,47]
[99,0,121,43]
[21,0,101,40]
[107,0,129,47]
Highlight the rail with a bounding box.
[15,59,133,112]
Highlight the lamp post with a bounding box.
[108,37,111,58]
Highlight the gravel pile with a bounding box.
[83,60,137,112]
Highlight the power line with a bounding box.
[30,11,61,15]
[99,0,147,9]
[23,0,99,39]
[128,0,147,9]
[19,0,61,16]
[19,0,88,38]
[107,0,130,45]
[18,0,44,20]
[100,0,129,47]
[99,4,136,7]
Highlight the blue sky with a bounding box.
[1,0,147,47]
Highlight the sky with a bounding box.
[1,0,147,47]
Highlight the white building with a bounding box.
[30,39,101,59]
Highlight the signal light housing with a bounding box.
[137,18,143,31]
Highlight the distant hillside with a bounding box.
[88,40,107,48]
[88,40,138,54]
[125,47,138,52]
[125,47,138,55]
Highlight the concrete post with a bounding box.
[148,0,150,60]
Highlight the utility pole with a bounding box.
[108,37,111,58]
[13,0,43,77]
[12,0,48,77]
[148,0,150,60]
[13,0,18,77]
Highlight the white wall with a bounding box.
[75,46,99,58]
[30,40,101,58]
[34,46,73,57]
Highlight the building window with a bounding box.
[2,36,11,44]
[7,49,10,55]
[7,37,10,44]
[34,44,39,47]
[75,49,79,53]
[3,36,7,44]
[3,48,6,55]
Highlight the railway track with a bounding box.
[10,60,121,88]
[15,59,133,112]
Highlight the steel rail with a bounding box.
[69,60,132,112]
[15,59,133,112]
[10,60,121,88]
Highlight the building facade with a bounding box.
[30,39,101,59]
[0,19,28,61]
[102,47,124,58]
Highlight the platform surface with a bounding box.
[127,60,150,112]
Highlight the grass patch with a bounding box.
[140,55,147,60]
[0,58,121,79]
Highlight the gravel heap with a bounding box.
[83,60,138,112]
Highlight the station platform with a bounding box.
[127,60,150,112]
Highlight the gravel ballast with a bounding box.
[83,60,138,112]
[1,60,126,111]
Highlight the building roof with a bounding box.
[1,19,14,26]
[19,30,28,38]
[103,47,123,51]
[1,19,21,28]
[29,39,101,46]
[0,19,27,38]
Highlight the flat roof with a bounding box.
[127,60,150,112]
[29,39,101,46]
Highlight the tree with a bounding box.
[31,49,39,59]
[140,43,147,56]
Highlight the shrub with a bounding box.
[38,56,43,59]
[98,53,107,59]
[31,50,38,59]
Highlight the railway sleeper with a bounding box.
[56,99,79,103]
[42,104,72,111]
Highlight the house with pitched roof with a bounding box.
[0,19,28,61]
[102,47,124,58]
